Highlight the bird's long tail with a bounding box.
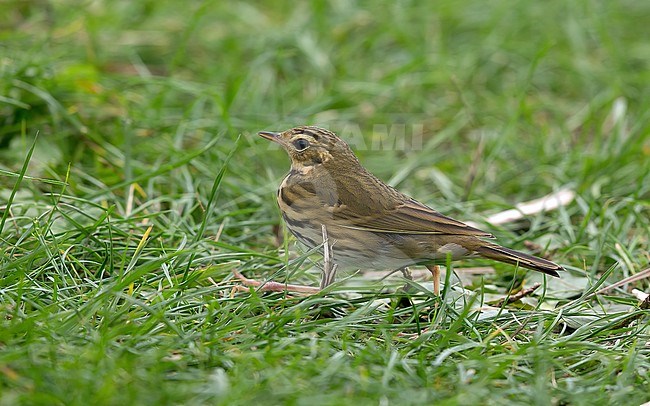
[475,243,562,277]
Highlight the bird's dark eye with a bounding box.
[293,138,310,151]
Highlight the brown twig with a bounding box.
[593,267,650,296]
[496,283,542,307]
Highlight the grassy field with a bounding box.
[1,0,649,404]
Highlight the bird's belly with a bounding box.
[282,212,472,270]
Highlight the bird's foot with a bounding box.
[231,269,320,295]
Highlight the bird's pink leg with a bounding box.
[426,265,441,295]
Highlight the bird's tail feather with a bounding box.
[475,243,562,277]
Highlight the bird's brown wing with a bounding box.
[334,198,494,238]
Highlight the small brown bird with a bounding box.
[259,126,562,294]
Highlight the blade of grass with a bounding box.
[181,134,241,282]
[0,130,39,235]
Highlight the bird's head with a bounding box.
[259,126,355,172]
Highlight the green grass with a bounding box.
[1,0,649,404]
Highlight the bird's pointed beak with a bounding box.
[258,131,282,143]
